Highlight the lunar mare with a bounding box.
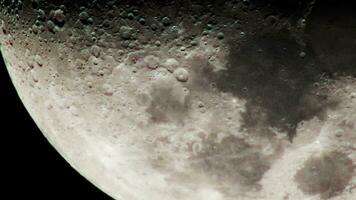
[1,0,356,200]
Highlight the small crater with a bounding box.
[143,55,160,69]
[174,67,189,82]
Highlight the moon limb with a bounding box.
[1,0,356,199]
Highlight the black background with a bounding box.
[1,54,113,199]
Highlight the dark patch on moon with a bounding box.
[211,30,333,141]
[307,0,356,76]
[294,151,355,199]
[205,0,356,141]
[146,79,189,124]
[190,135,270,186]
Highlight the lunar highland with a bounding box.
[1,0,356,199]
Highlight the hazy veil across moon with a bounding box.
[1,0,356,199]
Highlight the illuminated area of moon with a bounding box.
[1,0,356,199]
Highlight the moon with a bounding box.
[1,0,356,199]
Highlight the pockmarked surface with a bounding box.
[1,0,355,199]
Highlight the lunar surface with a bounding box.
[1,0,356,199]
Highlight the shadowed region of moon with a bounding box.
[204,0,356,141]
[307,0,356,75]
[212,31,332,141]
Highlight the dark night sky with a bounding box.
[0,53,113,199]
